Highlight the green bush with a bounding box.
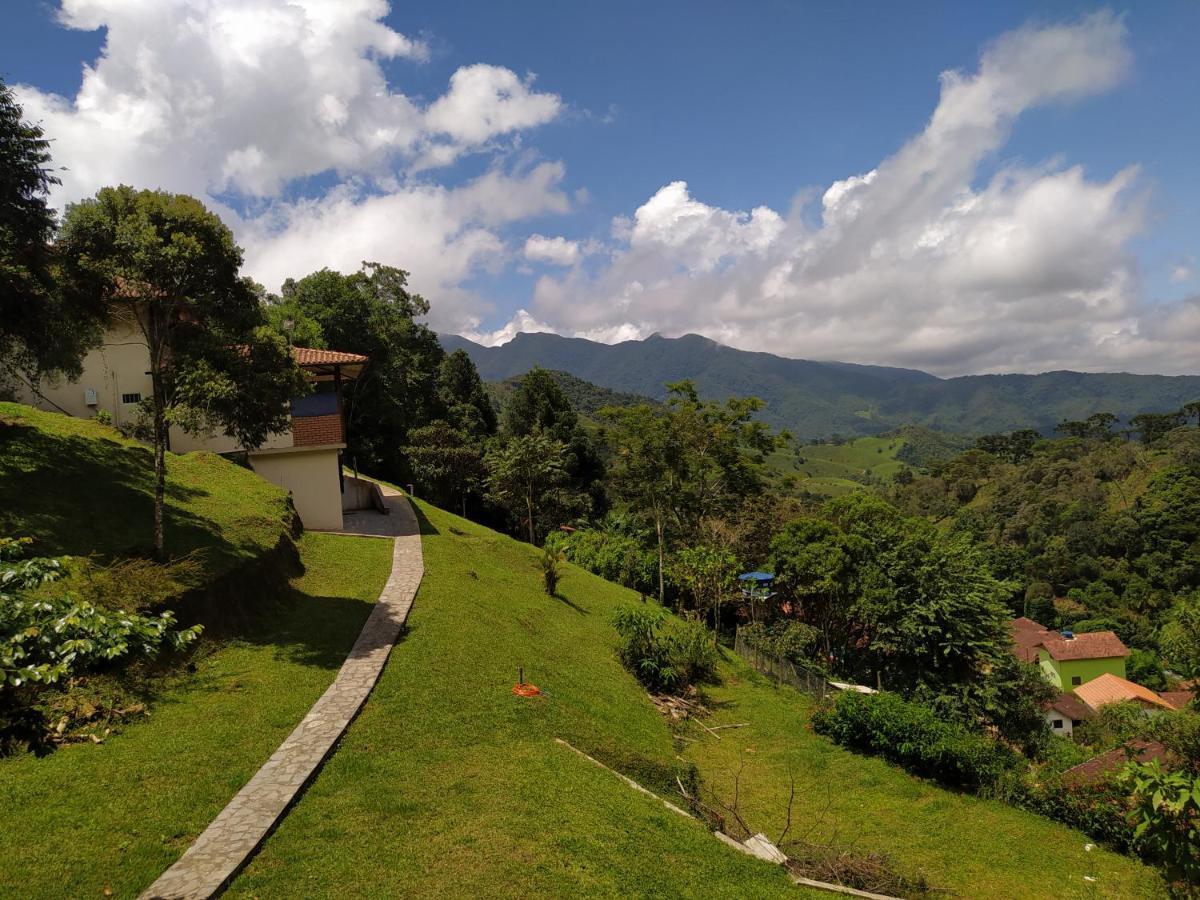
[1,537,201,753]
[1123,761,1200,891]
[611,604,717,692]
[811,690,1021,792]
[540,546,563,597]
[548,522,657,595]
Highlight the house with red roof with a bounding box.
[20,317,368,531]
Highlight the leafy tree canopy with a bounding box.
[0,78,104,384]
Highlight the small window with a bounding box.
[121,392,142,404]
[1071,676,1082,686]
[1072,720,1082,727]
[1052,719,1064,729]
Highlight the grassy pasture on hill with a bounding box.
[0,532,394,899]
[228,498,804,898]
[0,402,293,576]
[771,435,908,495]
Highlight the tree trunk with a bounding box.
[655,515,666,605]
[150,340,167,561]
[526,488,535,545]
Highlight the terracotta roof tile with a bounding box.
[291,347,368,366]
[1010,617,1054,664]
[1158,691,1195,711]
[1038,631,1129,661]
[1047,693,1092,721]
[1074,673,1175,712]
[1062,740,1168,787]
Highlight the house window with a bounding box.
[1052,719,1064,729]
[1072,720,1082,727]
[121,392,142,404]
[1071,676,1082,686]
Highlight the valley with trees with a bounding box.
[3,14,1200,898]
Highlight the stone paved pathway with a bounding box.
[140,487,423,900]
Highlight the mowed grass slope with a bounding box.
[682,662,1165,899]
[0,402,292,575]
[0,532,394,899]
[231,499,1162,898]
[228,500,803,899]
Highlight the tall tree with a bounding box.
[0,78,104,386]
[505,367,605,513]
[266,263,445,481]
[437,349,497,438]
[404,420,485,513]
[484,430,569,544]
[59,186,306,558]
[603,381,780,603]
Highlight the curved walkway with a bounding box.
[141,488,423,900]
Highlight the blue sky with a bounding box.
[4,2,1199,374]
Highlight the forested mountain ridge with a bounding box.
[485,369,657,419]
[888,426,1200,679]
[439,332,1200,441]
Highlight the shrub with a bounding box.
[611,604,718,692]
[740,620,824,670]
[540,546,563,596]
[1123,761,1200,891]
[811,690,1021,792]
[1,537,202,753]
[549,522,657,595]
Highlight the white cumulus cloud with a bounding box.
[491,12,1188,375]
[17,0,568,330]
[523,234,582,266]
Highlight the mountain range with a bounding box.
[439,332,1200,440]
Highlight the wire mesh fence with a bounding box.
[733,627,830,700]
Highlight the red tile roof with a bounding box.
[1038,631,1129,662]
[1062,740,1168,787]
[291,347,368,366]
[1011,617,1054,663]
[1074,673,1175,713]
[1047,693,1092,721]
[1158,690,1195,711]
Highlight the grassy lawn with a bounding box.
[0,532,393,900]
[0,402,292,575]
[681,659,1167,899]
[228,500,806,899]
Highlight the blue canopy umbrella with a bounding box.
[738,572,774,622]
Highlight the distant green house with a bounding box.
[1035,630,1129,690]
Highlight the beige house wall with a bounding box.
[249,447,344,531]
[16,319,153,430]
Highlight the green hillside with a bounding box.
[231,498,1158,898]
[0,402,294,576]
[487,369,657,419]
[0,412,1165,896]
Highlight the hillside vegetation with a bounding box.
[229,498,1158,898]
[442,331,1200,440]
[487,369,657,419]
[0,402,294,575]
[0,532,393,898]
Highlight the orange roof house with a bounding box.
[1073,673,1176,714]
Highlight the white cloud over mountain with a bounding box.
[18,5,1200,374]
[495,11,1193,375]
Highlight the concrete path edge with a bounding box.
[139,489,423,900]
